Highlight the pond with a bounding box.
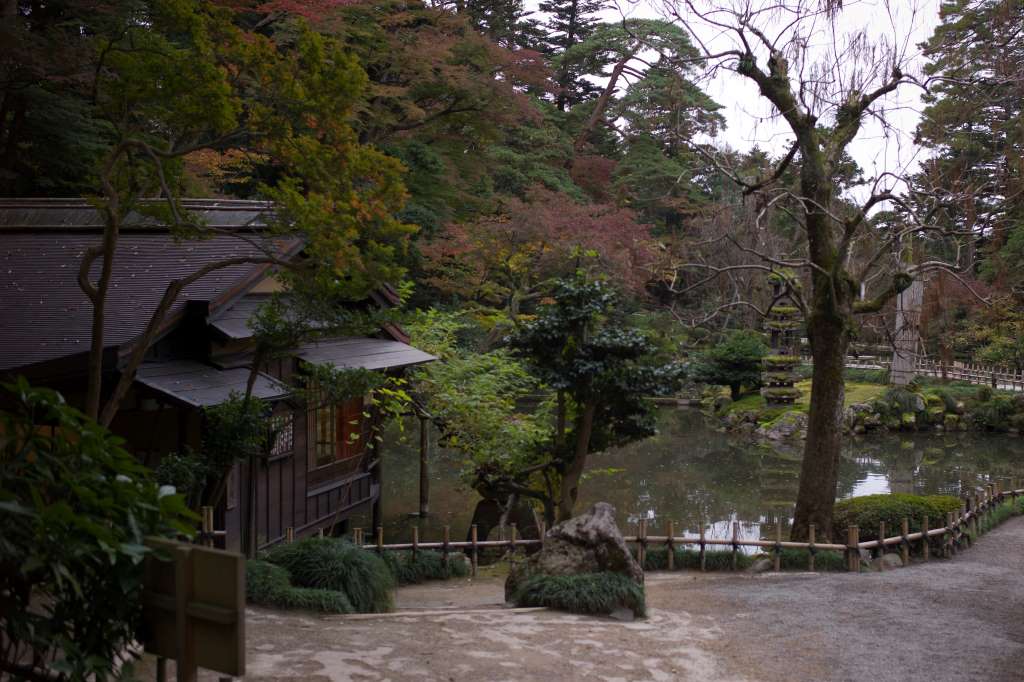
[359,408,1024,545]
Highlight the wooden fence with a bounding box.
[321,481,1024,576]
[915,360,1024,392]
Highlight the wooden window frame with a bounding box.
[306,383,366,473]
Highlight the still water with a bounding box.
[364,409,1024,543]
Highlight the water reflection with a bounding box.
[366,409,1024,543]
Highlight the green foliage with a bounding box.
[406,309,552,483]
[246,560,354,613]
[381,550,469,585]
[638,546,845,572]
[264,537,395,613]
[842,368,888,385]
[511,572,646,617]
[832,494,962,543]
[970,395,1014,430]
[202,393,268,472]
[154,449,210,507]
[0,379,194,680]
[689,331,769,400]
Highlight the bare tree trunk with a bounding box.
[791,310,849,541]
[557,399,596,521]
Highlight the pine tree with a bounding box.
[915,0,1024,287]
[537,0,608,109]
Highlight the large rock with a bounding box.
[504,502,642,602]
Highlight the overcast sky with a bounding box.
[530,0,944,185]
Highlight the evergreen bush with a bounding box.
[246,560,354,613]
[831,493,962,543]
[382,549,469,585]
[265,537,395,613]
[510,572,646,617]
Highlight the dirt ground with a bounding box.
[163,517,1024,681]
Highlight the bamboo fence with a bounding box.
[914,359,1024,392]
[293,480,1024,577]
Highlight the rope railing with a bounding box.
[332,479,1022,576]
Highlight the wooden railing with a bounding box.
[340,480,1023,576]
[914,360,1024,392]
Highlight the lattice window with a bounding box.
[306,382,365,470]
[269,412,294,458]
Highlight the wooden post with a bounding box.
[418,416,429,517]
[921,516,929,561]
[157,658,167,682]
[509,523,517,556]
[731,521,740,571]
[470,524,478,577]
[876,520,884,569]
[376,526,384,555]
[539,520,546,546]
[847,526,860,572]
[959,501,968,547]
[808,523,816,572]
[772,522,781,573]
[900,518,909,566]
[318,528,324,539]
[412,525,418,560]
[201,506,214,548]
[944,512,954,557]
[666,520,675,571]
[637,518,647,569]
[442,525,450,570]
[699,520,706,572]
[285,526,294,544]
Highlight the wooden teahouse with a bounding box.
[0,198,435,553]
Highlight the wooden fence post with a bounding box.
[666,520,675,571]
[470,524,478,577]
[959,501,968,547]
[921,516,929,561]
[509,523,517,557]
[731,521,739,571]
[376,526,384,555]
[808,524,816,572]
[201,506,214,548]
[944,512,954,557]
[442,525,450,570]
[699,519,706,572]
[412,525,418,561]
[539,520,546,546]
[877,521,886,569]
[900,518,909,565]
[772,522,782,573]
[285,526,294,544]
[847,526,860,572]
[638,518,647,569]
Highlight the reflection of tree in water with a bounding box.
[375,410,1024,543]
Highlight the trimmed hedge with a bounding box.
[832,493,962,543]
[246,560,354,613]
[511,572,646,617]
[382,549,469,585]
[265,537,395,613]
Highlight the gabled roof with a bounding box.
[296,338,436,371]
[0,199,299,374]
[136,360,290,408]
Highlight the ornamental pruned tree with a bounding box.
[660,0,987,540]
[510,274,685,520]
[689,329,768,401]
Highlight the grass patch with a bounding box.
[381,549,469,585]
[722,381,886,423]
[511,572,646,617]
[265,537,395,613]
[245,560,354,613]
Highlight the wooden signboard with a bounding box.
[142,538,245,681]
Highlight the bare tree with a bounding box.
[656,0,985,540]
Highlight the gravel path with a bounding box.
[183,517,1024,681]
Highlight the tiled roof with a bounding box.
[296,338,436,371]
[0,199,298,373]
[135,360,289,407]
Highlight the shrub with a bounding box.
[971,395,1014,430]
[511,572,646,617]
[265,538,395,613]
[246,560,354,613]
[832,493,962,543]
[0,379,195,681]
[636,546,845,571]
[689,330,769,400]
[381,549,469,585]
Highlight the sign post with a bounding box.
[143,538,245,681]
